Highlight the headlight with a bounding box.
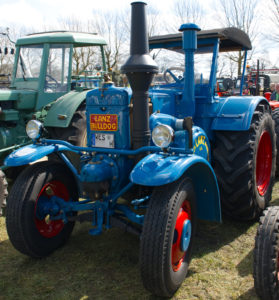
[26,120,43,140]
[152,124,174,148]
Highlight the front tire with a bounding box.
[254,206,279,300]
[213,104,276,220]
[6,161,78,258]
[140,177,196,298]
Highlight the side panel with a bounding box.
[130,153,221,222]
[211,96,269,131]
[44,90,87,128]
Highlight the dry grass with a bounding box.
[1,181,279,300]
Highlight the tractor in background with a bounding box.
[3,1,276,297]
[0,31,107,215]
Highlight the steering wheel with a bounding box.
[45,74,59,90]
[163,67,185,84]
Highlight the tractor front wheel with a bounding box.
[6,161,78,258]
[140,177,196,298]
[254,206,279,300]
[213,104,276,220]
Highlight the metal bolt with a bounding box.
[45,186,54,196]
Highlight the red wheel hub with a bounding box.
[172,201,191,272]
[34,181,69,238]
[256,131,272,196]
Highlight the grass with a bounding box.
[1,181,279,300]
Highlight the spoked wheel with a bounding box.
[140,177,196,298]
[6,161,78,258]
[254,206,279,299]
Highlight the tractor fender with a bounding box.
[44,90,87,128]
[211,96,269,131]
[130,153,221,222]
[4,144,72,167]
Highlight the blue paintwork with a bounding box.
[211,96,268,131]
[86,84,131,149]
[4,143,72,167]
[179,23,200,117]
[130,153,221,222]
[181,220,191,252]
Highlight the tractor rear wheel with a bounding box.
[272,107,279,175]
[254,206,279,300]
[212,104,276,220]
[140,177,197,298]
[6,161,78,258]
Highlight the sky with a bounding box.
[0,0,277,67]
[0,0,215,29]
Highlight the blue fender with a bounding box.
[130,153,221,222]
[211,96,269,131]
[4,144,72,167]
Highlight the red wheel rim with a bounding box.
[256,131,272,196]
[172,200,191,272]
[34,180,69,238]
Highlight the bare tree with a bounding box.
[91,10,128,73]
[169,0,205,32]
[217,0,259,75]
[58,17,101,75]
[266,0,279,43]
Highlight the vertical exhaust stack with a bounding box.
[121,1,158,149]
[179,23,201,117]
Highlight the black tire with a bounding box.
[6,161,78,258]
[140,177,197,298]
[212,104,276,220]
[254,206,279,300]
[272,108,279,176]
[0,170,8,216]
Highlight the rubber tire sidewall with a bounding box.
[6,161,78,258]
[140,177,197,297]
[254,206,279,300]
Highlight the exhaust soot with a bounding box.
[121,1,158,149]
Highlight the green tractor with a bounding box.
[0,30,107,214]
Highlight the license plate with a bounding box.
[92,133,114,148]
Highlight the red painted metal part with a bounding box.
[269,100,279,110]
[256,131,272,196]
[34,180,69,238]
[172,200,191,272]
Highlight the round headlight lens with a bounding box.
[152,124,174,148]
[26,120,43,139]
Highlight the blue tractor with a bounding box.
[3,2,276,297]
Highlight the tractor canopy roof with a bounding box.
[149,27,252,53]
[16,31,107,47]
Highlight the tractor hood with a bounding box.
[0,89,37,110]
